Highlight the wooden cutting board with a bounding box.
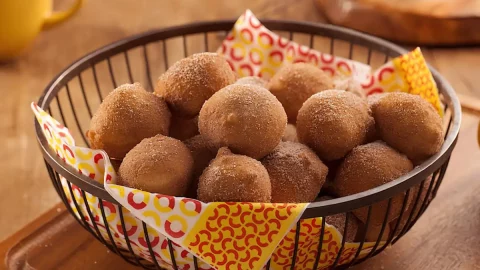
[314,0,480,46]
[0,204,138,270]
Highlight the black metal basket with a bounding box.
[34,19,461,269]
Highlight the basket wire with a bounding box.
[36,20,459,270]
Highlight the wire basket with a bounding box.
[34,19,461,269]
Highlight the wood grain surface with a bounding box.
[1,204,138,270]
[315,0,480,45]
[0,1,479,269]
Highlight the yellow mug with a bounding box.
[0,0,83,61]
[477,122,480,147]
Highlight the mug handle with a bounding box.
[477,121,480,147]
[42,0,84,30]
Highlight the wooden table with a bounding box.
[0,0,479,269]
[315,0,480,45]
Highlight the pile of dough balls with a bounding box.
[86,55,444,242]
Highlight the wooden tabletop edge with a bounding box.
[0,203,66,269]
[459,93,480,116]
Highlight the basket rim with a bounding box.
[34,19,462,218]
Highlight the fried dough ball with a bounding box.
[169,115,199,141]
[197,148,271,202]
[320,179,335,196]
[364,93,390,143]
[262,142,328,203]
[184,135,219,198]
[365,116,378,143]
[87,83,171,159]
[320,160,342,195]
[199,84,287,159]
[372,92,444,164]
[390,175,433,233]
[333,141,413,226]
[155,52,236,117]
[333,78,366,99]
[267,63,333,122]
[110,159,122,173]
[235,76,267,88]
[282,124,298,143]
[117,135,193,196]
[317,196,360,242]
[362,223,391,242]
[367,93,388,109]
[297,90,373,161]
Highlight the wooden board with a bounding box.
[1,0,480,255]
[0,204,137,270]
[315,0,480,46]
[2,111,480,269]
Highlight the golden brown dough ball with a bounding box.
[169,115,199,141]
[372,92,444,164]
[362,223,391,242]
[297,90,373,161]
[235,76,267,88]
[87,83,171,159]
[155,53,236,117]
[367,93,388,109]
[333,78,366,99]
[365,116,378,143]
[117,135,193,196]
[110,159,122,173]
[199,84,287,159]
[320,179,335,196]
[267,63,333,122]
[197,148,271,202]
[184,135,219,198]
[317,196,360,242]
[390,175,433,233]
[333,141,413,226]
[364,93,390,143]
[262,142,328,203]
[282,124,298,143]
[319,160,342,195]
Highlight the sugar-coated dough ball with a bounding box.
[87,83,171,159]
[282,124,298,143]
[155,53,236,117]
[364,93,391,143]
[367,93,388,109]
[199,84,287,159]
[319,160,342,195]
[372,92,444,164]
[390,175,433,233]
[197,148,271,202]
[184,135,219,198]
[333,141,413,225]
[169,115,199,141]
[363,223,391,242]
[317,196,360,242]
[297,90,373,161]
[262,142,328,203]
[333,77,366,99]
[268,63,333,122]
[117,135,193,196]
[234,76,267,88]
[110,159,122,173]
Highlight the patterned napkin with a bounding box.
[219,10,442,116]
